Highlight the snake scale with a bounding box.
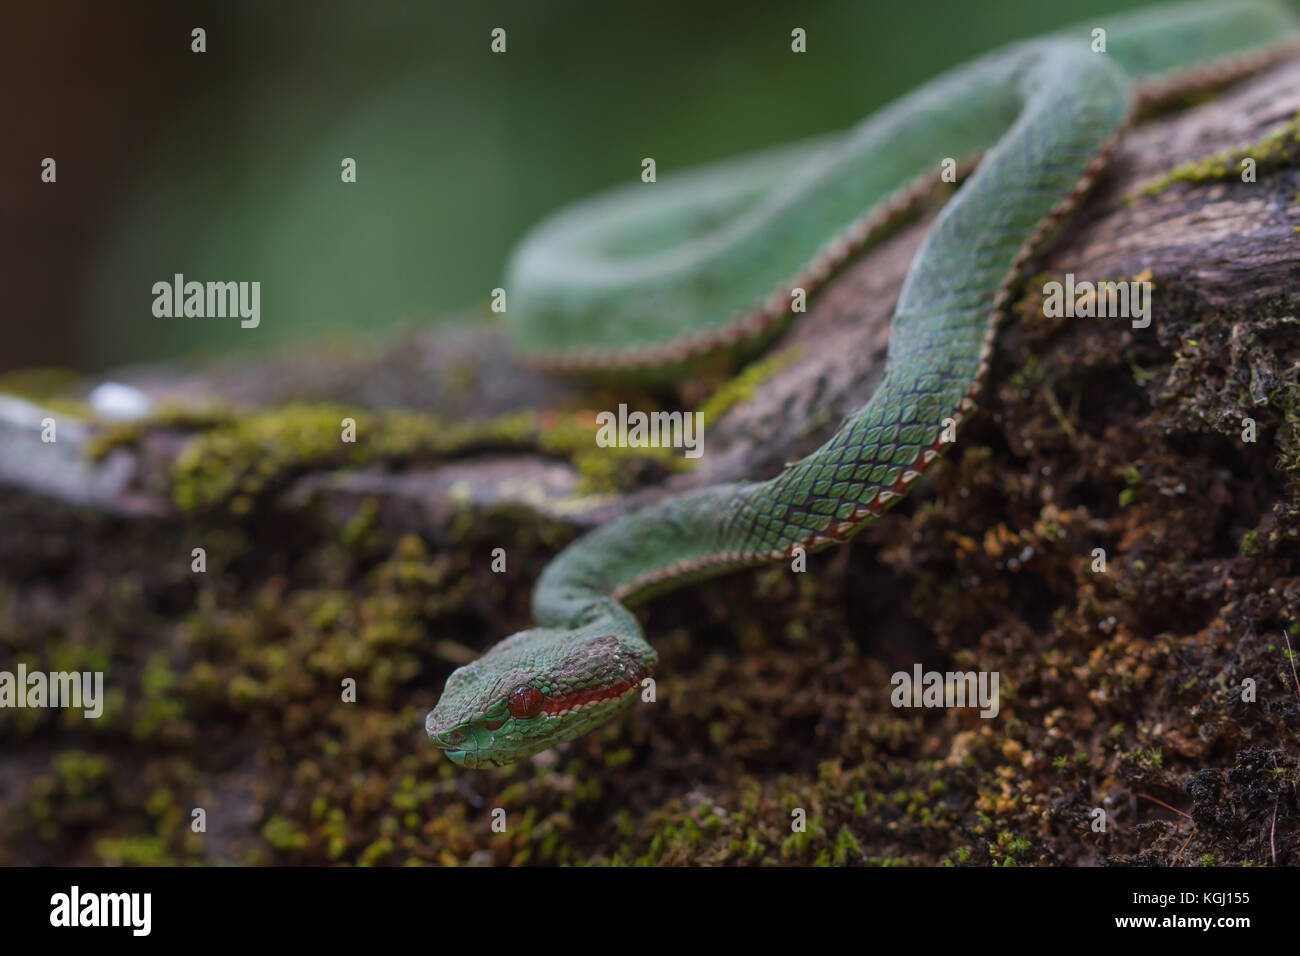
[427,0,1300,768]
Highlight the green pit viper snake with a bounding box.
[426,0,1300,768]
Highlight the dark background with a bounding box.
[1,0,1151,373]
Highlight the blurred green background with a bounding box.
[2,0,1155,373]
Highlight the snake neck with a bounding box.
[533,39,1138,625]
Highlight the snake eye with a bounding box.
[507,684,544,719]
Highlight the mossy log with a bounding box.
[1,59,1298,866]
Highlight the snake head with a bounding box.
[425,625,656,769]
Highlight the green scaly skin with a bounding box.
[427,0,1300,769]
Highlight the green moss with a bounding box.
[1136,112,1300,197]
[156,400,717,512]
[360,837,395,866]
[262,815,310,851]
[171,404,447,513]
[53,750,109,795]
[696,347,799,424]
[95,836,168,865]
[832,825,862,864]
[84,403,236,462]
[142,340,804,514]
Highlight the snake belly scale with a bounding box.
[426,1,1300,768]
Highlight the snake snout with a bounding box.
[425,709,467,748]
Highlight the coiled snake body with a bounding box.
[427,1,1300,767]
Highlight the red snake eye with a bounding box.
[507,684,544,719]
